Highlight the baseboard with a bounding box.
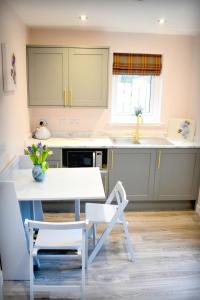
[43,200,195,213]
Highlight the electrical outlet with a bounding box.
[69,119,80,125]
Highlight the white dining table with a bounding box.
[0,167,105,281]
[10,167,105,220]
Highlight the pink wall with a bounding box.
[0,0,30,172]
[28,28,198,136]
[191,35,200,142]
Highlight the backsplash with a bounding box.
[29,107,166,138]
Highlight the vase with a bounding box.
[32,164,45,182]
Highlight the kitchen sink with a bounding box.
[111,137,173,145]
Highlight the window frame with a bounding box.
[111,74,162,124]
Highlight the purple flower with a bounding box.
[43,145,47,150]
[37,142,42,151]
[28,146,34,153]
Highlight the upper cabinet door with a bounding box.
[28,47,68,106]
[68,48,109,107]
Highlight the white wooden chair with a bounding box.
[85,181,134,265]
[25,219,88,300]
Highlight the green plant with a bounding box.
[25,142,53,173]
[134,106,143,117]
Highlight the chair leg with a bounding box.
[30,254,34,300]
[92,224,96,247]
[88,224,113,265]
[81,232,86,300]
[34,256,40,269]
[122,218,134,262]
[85,229,88,269]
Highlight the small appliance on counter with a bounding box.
[33,120,51,140]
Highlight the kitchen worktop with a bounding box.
[25,136,200,149]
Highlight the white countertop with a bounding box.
[25,136,200,149]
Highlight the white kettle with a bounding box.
[35,120,51,140]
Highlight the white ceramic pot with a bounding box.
[35,126,51,140]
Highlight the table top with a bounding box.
[10,167,105,201]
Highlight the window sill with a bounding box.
[108,121,166,129]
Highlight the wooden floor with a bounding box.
[2,211,200,300]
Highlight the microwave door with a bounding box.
[67,151,94,168]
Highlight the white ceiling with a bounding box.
[6,0,200,35]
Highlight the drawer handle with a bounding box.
[157,150,162,169]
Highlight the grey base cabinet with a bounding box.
[109,149,156,201]
[108,148,200,202]
[46,148,62,168]
[154,149,200,201]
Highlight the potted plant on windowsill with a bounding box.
[25,142,53,182]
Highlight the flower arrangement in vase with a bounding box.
[25,142,53,182]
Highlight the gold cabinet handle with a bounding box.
[103,175,108,194]
[69,89,72,107]
[64,88,68,107]
[157,150,162,169]
[110,150,114,169]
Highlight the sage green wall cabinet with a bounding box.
[108,149,156,201]
[68,48,108,107]
[154,149,200,201]
[28,47,67,106]
[27,46,109,107]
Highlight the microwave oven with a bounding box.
[62,149,107,169]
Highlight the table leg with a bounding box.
[33,201,44,221]
[75,199,80,221]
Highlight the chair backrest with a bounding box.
[106,181,128,208]
[25,219,88,231]
[24,219,89,252]
[18,155,33,169]
[105,181,128,224]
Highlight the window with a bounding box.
[111,74,162,123]
[111,52,162,124]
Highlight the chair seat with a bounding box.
[86,203,122,224]
[34,229,82,251]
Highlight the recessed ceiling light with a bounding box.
[79,15,88,21]
[158,18,166,25]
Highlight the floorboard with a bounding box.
[2,211,200,300]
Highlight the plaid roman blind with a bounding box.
[113,53,162,76]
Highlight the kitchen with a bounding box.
[0,0,200,299]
